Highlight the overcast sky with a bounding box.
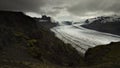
[0,0,120,21]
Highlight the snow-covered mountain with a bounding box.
[85,15,120,24]
[82,15,120,35]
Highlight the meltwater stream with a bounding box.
[51,24,120,56]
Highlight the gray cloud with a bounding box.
[0,0,120,18]
[0,0,44,13]
[67,0,120,16]
[0,0,78,15]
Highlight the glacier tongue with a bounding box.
[51,24,120,55]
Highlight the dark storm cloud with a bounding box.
[0,0,120,17]
[0,0,67,15]
[0,0,44,13]
[67,0,120,16]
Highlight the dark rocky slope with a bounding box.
[85,42,120,68]
[0,11,84,67]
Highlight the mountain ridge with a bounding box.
[82,15,120,35]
